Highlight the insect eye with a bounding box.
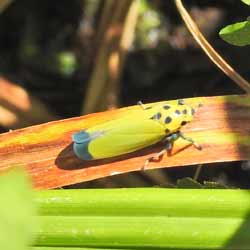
[178,99,184,105]
[150,112,162,120]
[181,121,187,126]
[163,105,170,110]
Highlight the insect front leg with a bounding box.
[142,131,202,170]
[178,131,202,150]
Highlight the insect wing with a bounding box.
[73,115,166,160]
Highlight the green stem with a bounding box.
[32,248,141,250]
[33,188,250,249]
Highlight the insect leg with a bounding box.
[163,133,179,152]
[142,134,176,170]
[165,140,173,152]
[178,131,202,150]
[143,148,167,170]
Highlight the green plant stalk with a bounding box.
[33,188,250,249]
[32,248,147,250]
[35,188,250,218]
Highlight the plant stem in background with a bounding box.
[175,0,250,93]
[33,188,250,249]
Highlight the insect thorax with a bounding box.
[148,102,195,133]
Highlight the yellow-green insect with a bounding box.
[72,99,201,165]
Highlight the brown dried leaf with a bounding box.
[0,95,249,189]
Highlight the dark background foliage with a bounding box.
[0,0,250,188]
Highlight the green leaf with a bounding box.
[219,21,250,46]
[0,168,37,250]
[241,0,250,5]
[203,181,228,189]
[177,178,228,189]
[177,177,203,188]
[58,51,77,76]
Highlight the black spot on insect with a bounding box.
[165,128,170,134]
[191,108,195,115]
[181,121,187,126]
[145,107,152,110]
[165,116,172,124]
[150,112,162,120]
[175,110,181,115]
[163,105,170,110]
[182,109,187,114]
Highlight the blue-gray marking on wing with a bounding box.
[72,130,105,160]
[72,131,93,160]
[72,131,90,143]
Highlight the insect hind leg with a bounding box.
[142,134,177,170]
[142,131,202,170]
[142,148,166,171]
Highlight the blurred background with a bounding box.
[0,0,250,188]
